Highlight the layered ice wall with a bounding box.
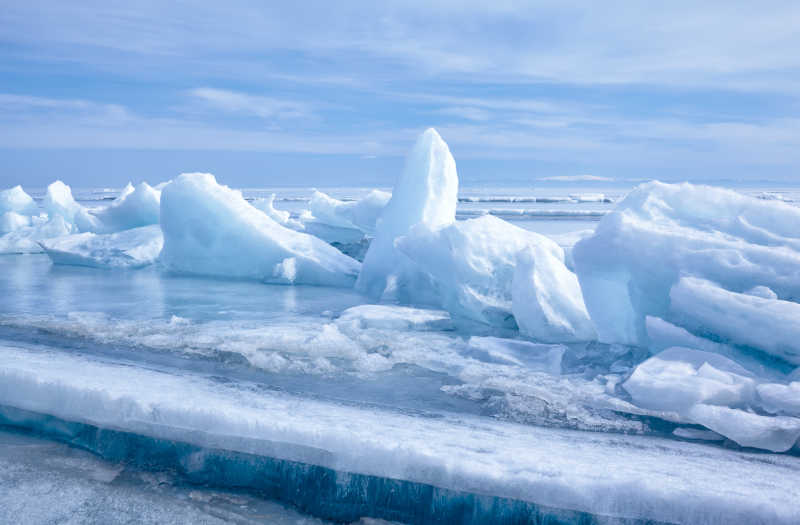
[573,181,800,346]
[159,173,361,286]
[356,128,458,299]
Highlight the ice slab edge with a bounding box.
[0,405,657,525]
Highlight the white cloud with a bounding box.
[188,88,313,120]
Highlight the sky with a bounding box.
[1,1,800,187]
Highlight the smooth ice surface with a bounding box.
[396,215,564,327]
[1,343,799,525]
[93,182,161,233]
[573,181,800,346]
[159,173,361,286]
[0,185,38,216]
[40,225,163,269]
[669,277,800,365]
[357,128,458,298]
[512,245,595,342]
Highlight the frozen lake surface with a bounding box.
[1,176,800,524]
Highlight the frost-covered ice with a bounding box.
[1,343,799,525]
[40,225,163,269]
[357,128,458,299]
[573,181,800,346]
[159,173,361,286]
[252,193,304,230]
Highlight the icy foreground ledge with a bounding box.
[1,344,798,525]
[159,173,361,286]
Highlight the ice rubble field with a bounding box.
[1,128,800,523]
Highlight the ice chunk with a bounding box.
[672,427,725,441]
[757,382,800,416]
[93,182,161,232]
[159,173,360,286]
[512,245,595,342]
[43,180,100,232]
[0,185,38,216]
[395,215,563,327]
[357,128,458,298]
[623,347,756,414]
[465,336,565,373]
[573,181,800,345]
[252,193,304,230]
[40,225,163,269]
[336,304,453,331]
[307,189,390,234]
[669,277,800,365]
[0,215,74,254]
[0,212,31,234]
[688,404,800,453]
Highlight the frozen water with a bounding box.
[43,180,100,232]
[93,182,161,233]
[40,225,163,269]
[307,189,390,234]
[357,128,458,299]
[669,277,800,365]
[252,193,304,229]
[159,173,361,286]
[0,185,38,216]
[1,342,799,524]
[512,244,595,342]
[573,181,800,346]
[0,215,74,254]
[396,215,564,327]
[0,428,329,525]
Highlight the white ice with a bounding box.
[1,343,798,525]
[307,189,390,234]
[0,185,39,217]
[573,181,800,346]
[395,215,564,328]
[669,277,800,365]
[92,182,161,233]
[512,244,595,342]
[159,173,361,286]
[40,225,163,269]
[356,128,458,299]
[42,180,100,232]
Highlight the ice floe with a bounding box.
[159,173,361,286]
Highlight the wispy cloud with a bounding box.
[188,88,313,120]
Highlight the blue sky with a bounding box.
[1,1,800,187]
